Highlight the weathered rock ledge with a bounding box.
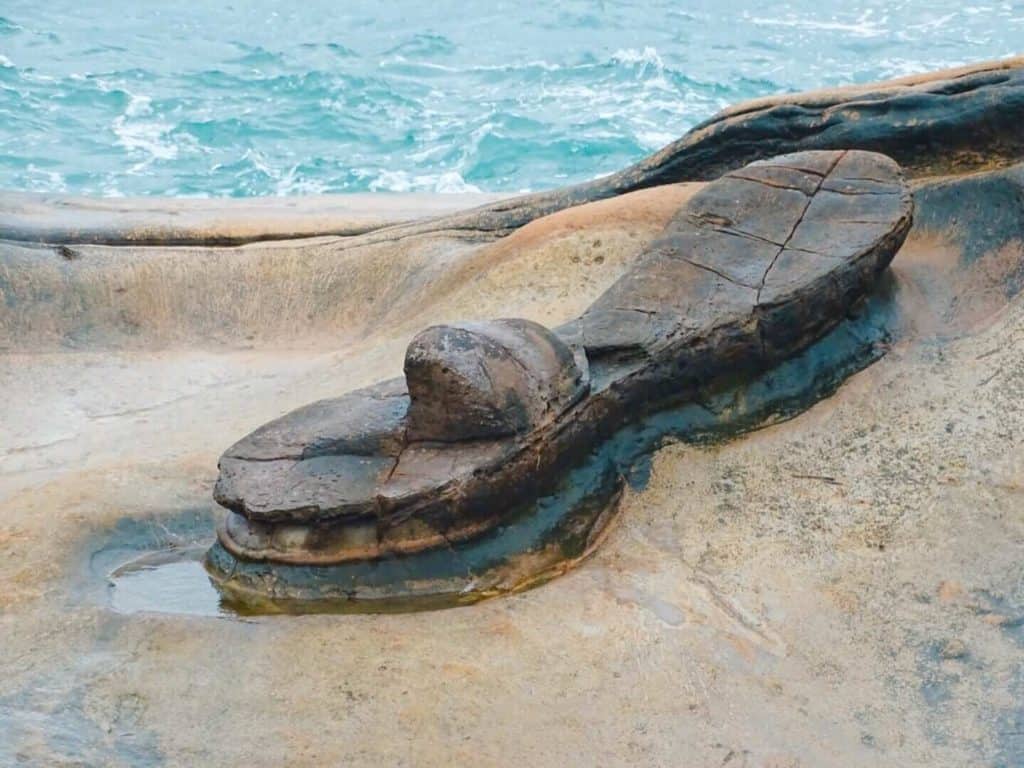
[0,190,506,246]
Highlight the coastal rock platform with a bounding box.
[2,59,1024,766]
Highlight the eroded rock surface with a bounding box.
[6,150,1024,766]
[4,59,1021,359]
[211,149,912,579]
[5,59,1024,761]
[405,319,587,443]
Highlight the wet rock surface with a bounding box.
[210,149,912,584]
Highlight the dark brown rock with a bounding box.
[213,379,407,519]
[212,150,912,568]
[223,378,408,461]
[328,58,1021,239]
[404,319,587,442]
[573,151,911,362]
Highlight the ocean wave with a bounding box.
[635,130,678,150]
[368,169,481,194]
[379,56,588,76]
[611,46,665,72]
[273,165,329,196]
[383,33,457,58]
[111,93,182,166]
[0,16,23,35]
[744,10,889,38]
[0,1,1018,197]
[17,164,67,193]
[227,43,287,69]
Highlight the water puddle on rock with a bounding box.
[103,285,899,617]
[108,547,230,617]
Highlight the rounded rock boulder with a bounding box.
[404,318,588,443]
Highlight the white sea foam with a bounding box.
[903,13,959,32]
[380,55,569,74]
[22,164,67,192]
[406,144,447,163]
[100,181,124,197]
[873,58,949,78]
[369,170,416,192]
[745,10,888,38]
[274,165,329,196]
[368,169,481,194]
[635,130,677,150]
[612,47,664,68]
[434,171,481,194]
[111,92,179,167]
[611,46,667,82]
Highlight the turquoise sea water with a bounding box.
[0,1,1021,197]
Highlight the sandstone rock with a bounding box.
[404,319,587,442]
[211,150,912,570]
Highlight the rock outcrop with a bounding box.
[7,60,1024,766]
[209,150,912,590]
[4,58,1022,355]
[6,59,1024,609]
[432,57,1022,235]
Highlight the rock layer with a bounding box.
[211,150,912,576]
[426,57,1022,235]
[4,59,1022,357]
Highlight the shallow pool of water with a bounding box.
[108,547,229,618]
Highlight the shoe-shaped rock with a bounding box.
[211,149,913,570]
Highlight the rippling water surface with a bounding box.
[0,1,1021,196]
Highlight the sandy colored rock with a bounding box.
[2,159,1024,764]
[2,65,1024,767]
[0,190,508,245]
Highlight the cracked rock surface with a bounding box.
[212,149,912,566]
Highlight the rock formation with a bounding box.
[6,60,1024,765]
[207,150,912,602]
[5,58,1024,609]
[2,58,1019,246]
